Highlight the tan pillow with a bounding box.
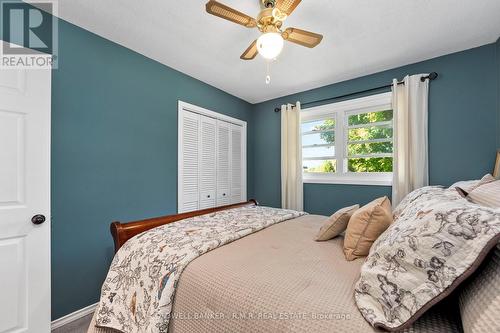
[467,180,500,208]
[456,173,496,197]
[315,204,359,241]
[343,196,392,261]
[477,173,496,185]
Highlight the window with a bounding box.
[301,92,393,185]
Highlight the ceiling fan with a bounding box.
[206,0,323,60]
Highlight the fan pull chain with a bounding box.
[266,61,271,85]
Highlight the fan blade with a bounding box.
[206,1,257,28]
[240,40,258,60]
[282,27,323,48]
[275,0,302,16]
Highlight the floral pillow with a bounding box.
[354,186,500,331]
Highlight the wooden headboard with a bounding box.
[110,199,259,253]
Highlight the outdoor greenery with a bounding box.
[304,110,393,173]
[305,160,336,173]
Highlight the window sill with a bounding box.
[303,175,392,186]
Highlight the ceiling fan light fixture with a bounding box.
[257,32,284,60]
[205,1,323,61]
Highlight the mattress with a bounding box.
[88,214,461,333]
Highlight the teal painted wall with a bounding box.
[252,44,499,216]
[3,0,254,319]
[3,0,500,321]
[50,20,254,319]
[497,37,500,147]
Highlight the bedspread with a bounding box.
[94,205,305,333]
[88,214,462,333]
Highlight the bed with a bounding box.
[88,200,464,333]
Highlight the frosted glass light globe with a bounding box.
[257,32,284,60]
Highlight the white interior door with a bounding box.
[216,120,231,206]
[0,54,51,331]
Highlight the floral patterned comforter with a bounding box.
[95,206,305,333]
[354,186,500,331]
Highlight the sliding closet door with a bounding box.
[216,120,231,206]
[178,111,200,213]
[199,115,217,209]
[230,124,244,204]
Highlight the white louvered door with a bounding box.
[216,120,231,206]
[178,110,200,213]
[230,124,244,204]
[178,102,246,213]
[199,115,217,209]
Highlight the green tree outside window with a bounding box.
[311,110,393,173]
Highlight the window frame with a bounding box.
[301,114,337,171]
[301,92,393,186]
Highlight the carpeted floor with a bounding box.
[52,313,93,333]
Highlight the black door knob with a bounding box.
[32,214,46,225]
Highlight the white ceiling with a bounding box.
[56,0,500,104]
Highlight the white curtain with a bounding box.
[392,75,429,206]
[281,102,303,211]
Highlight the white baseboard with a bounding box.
[51,302,98,330]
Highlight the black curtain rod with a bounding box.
[274,72,438,112]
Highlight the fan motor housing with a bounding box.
[261,0,275,9]
[257,8,283,32]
